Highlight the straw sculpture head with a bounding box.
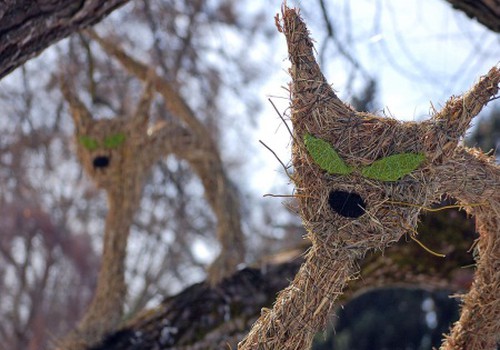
[62,79,155,195]
[239,5,499,349]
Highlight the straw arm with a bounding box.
[426,66,500,157]
[142,122,196,168]
[186,150,246,284]
[145,122,245,284]
[438,147,500,205]
[437,148,500,349]
[86,30,208,138]
[144,122,227,196]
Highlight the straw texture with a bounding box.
[239,5,500,349]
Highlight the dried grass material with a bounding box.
[438,149,500,349]
[87,30,246,285]
[239,5,500,350]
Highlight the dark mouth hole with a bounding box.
[93,156,110,169]
[328,190,366,218]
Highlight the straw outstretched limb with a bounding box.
[437,148,500,349]
[239,5,500,349]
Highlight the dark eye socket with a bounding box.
[328,190,366,218]
[93,156,110,168]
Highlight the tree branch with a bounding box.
[445,0,500,33]
[0,0,131,80]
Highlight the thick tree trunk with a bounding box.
[0,0,129,79]
[445,0,500,32]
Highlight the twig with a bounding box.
[268,98,294,140]
[259,140,293,181]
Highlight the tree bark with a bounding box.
[0,0,129,79]
[445,0,500,32]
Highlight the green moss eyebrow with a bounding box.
[104,133,126,149]
[304,134,353,175]
[304,134,425,181]
[79,136,99,151]
[361,153,426,181]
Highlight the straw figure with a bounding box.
[59,57,244,348]
[59,77,201,349]
[239,6,500,350]
[85,29,245,284]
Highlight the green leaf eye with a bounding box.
[104,133,126,149]
[360,153,425,181]
[304,134,353,175]
[79,136,99,151]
